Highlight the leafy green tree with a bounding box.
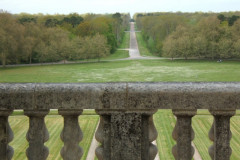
[47,28,73,63]
[0,12,24,67]
[61,14,84,27]
[162,35,179,60]
[233,39,240,58]
[112,13,123,44]
[35,40,49,63]
[75,21,92,37]
[45,18,59,27]
[92,33,110,61]
[19,17,37,24]
[217,14,226,22]
[228,15,239,26]
[218,38,233,58]
[192,35,207,58]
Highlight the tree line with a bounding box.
[0,11,130,67]
[135,12,240,60]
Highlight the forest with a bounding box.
[135,12,240,59]
[0,11,130,67]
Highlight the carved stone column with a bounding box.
[172,109,196,160]
[208,110,235,160]
[58,109,83,160]
[95,109,158,160]
[24,109,49,160]
[0,110,14,160]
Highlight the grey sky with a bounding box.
[1,0,240,17]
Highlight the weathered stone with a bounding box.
[24,109,49,160]
[1,83,240,110]
[208,110,235,160]
[0,110,14,160]
[59,109,83,160]
[172,109,196,160]
[96,109,157,160]
[1,83,240,159]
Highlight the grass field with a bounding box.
[1,59,240,82]
[9,113,99,160]
[119,32,130,49]
[101,31,129,60]
[135,32,156,57]
[153,110,176,160]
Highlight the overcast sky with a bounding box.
[1,0,240,17]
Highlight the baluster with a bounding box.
[0,110,14,160]
[208,110,235,160]
[58,109,83,160]
[95,115,105,160]
[148,114,158,160]
[172,109,196,160]
[24,109,49,160]
[95,109,157,160]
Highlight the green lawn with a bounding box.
[118,32,130,49]
[1,59,240,82]
[102,31,129,60]
[135,32,156,57]
[9,114,99,160]
[153,110,176,160]
[102,50,129,60]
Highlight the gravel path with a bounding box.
[153,140,160,160]
[86,121,99,160]
[128,22,142,59]
[192,142,203,160]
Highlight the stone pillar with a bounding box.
[95,109,158,160]
[208,110,235,160]
[172,109,196,160]
[24,110,49,160]
[58,109,83,160]
[0,110,14,160]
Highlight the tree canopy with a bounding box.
[0,12,130,67]
[135,12,240,59]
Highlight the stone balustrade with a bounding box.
[0,82,240,160]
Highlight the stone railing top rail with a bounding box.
[0,82,240,110]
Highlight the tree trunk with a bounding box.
[1,52,6,68]
[29,53,32,64]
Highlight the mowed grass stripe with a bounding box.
[9,116,28,159]
[119,32,130,49]
[154,110,176,160]
[80,116,99,160]
[45,116,63,160]
[192,115,212,160]
[230,117,240,160]
[9,115,99,160]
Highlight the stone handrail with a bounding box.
[0,82,240,160]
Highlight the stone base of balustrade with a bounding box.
[95,109,158,160]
